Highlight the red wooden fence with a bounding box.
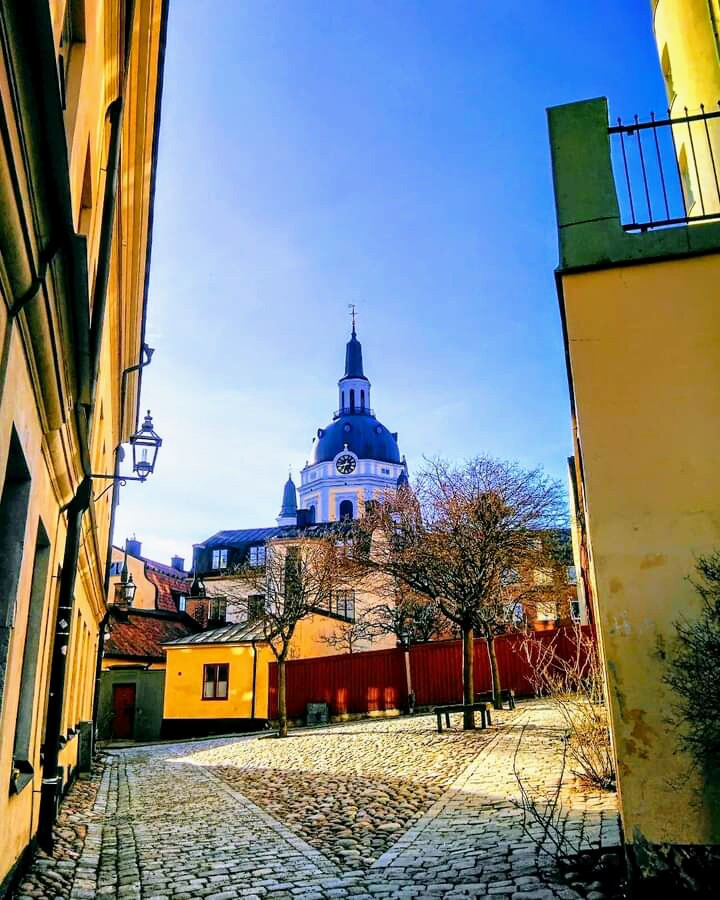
[268,627,591,719]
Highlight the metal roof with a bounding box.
[342,326,367,379]
[310,412,400,465]
[163,619,267,646]
[196,527,283,550]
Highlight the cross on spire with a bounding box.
[348,303,357,336]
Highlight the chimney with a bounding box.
[126,536,142,557]
[296,508,313,527]
[171,555,185,572]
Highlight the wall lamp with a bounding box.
[115,541,137,607]
[92,410,163,489]
[91,343,162,498]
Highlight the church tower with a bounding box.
[277,473,298,526]
[299,321,406,523]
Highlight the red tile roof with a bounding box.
[145,566,190,612]
[105,609,200,662]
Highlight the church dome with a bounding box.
[310,413,400,465]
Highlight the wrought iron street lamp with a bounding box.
[114,543,137,607]
[91,408,162,492]
[129,410,162,480]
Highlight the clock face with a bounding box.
[336,453,357,475]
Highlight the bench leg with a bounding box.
[445,712,451,729]
[479,708,487,729]
[436,713,442,733]
[486,707,492,726]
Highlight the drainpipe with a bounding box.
[37,476,91,849]
[250,639,258,722]
[38,2,136,850]
[91,346,154,750]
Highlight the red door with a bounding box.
[112,683,136,739]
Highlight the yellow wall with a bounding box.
[164,644,275,720]
[0,0,165,886]
[561,252,720,846]
[653,0,720,216]
[163,613,362,721]
[109,545,157,610]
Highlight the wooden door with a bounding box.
[112,683,136,739]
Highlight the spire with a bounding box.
[343,323,365,379]
[277,471,298,525]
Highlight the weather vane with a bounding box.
[348,303,357,334]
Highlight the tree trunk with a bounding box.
[487,633,503,710]
[462,624,475,730]
[277,656,288,738]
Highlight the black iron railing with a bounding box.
[333,406,374,418]
[608,103,720,231]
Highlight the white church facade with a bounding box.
[278,321,408,527]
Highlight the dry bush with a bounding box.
[512,723,581,859]
[520,626,615,790]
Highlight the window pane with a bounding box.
[203,665,216,698]
[217,664,228,699]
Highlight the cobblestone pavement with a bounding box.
[15,701,621,900]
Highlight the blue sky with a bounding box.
[115,0,666,566]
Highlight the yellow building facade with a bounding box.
[548,4,720,884]
[163,613,348,733]
[0,1,167,892]
[652,0,720,217]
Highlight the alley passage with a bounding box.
[15,703,620,900]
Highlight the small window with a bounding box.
[566,566,577,585]
[108,561,123,576]
[360,389,365,410]
[247,594,265,621]
[570,599,582,622]
[208,597,227,625]
[308,504,316,524]
[661,44,675,104]
[339,499,354,520]
[679,145,696,211]
[249,545,266,567]
[203,663,229,700]
[349,388,355,411]
[177,594,186,613]
[211,548,228,570]
[536,601,557,622]
[334,590,356,621]
[58,0,85,113]
[381,467,390,475]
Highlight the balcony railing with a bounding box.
[609,103,720,232]
[333,406,374,419]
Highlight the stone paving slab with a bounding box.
[14,701,621,900]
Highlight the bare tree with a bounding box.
[319,613,381,654]
[367,581,444,645]
[357,456,564,728]
[237,535,341,737]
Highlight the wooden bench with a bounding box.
[434,702,492,733]
[475,689,516,710]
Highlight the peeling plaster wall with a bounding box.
[561,253,720,846]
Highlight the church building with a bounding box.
[193,321,408,577]
[296,318,408,525]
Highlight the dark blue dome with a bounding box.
[310,413,400,465]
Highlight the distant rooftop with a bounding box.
[163,619,267,647]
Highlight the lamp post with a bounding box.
[399,628,415,715]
